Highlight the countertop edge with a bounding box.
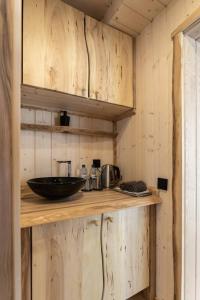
[21,194,161,228]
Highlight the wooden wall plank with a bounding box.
[116,1,200,300]
[0,0,21,299]
[51,112,68,176]
[21,108,35,183]
[21,108,114,182]
[21,229,32,300]
[65,115,80,176]
[35,111,52,177]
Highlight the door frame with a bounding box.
[172,7,200,300]
[0,0,21,299]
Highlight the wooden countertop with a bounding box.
[21,186,161,228]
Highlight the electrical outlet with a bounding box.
[157,178,168,191]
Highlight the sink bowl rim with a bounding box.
[27,177,86,185]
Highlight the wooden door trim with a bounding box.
[172,32,183,300]
[0,0,21,299]
[172,6,200,38]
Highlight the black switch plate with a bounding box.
[157,178,168,191]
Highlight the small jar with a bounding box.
[60,111,70,126]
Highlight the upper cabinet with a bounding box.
[86,16,134,107]
[23,0,89,97]
[23,0,135,112]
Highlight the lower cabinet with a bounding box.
[32,215,103,300]
[102,208,149,299]
[23,207,149,300]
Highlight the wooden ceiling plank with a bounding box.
[109,19,140,37]
[157,0,171,6]
[110,4,150,34]
[103,0,123,23]
[124,0,165,22]
[64,0,172,36]
[63,0,112,20]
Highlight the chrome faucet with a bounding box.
[57,160,72,177]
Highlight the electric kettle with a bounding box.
[101,164,121,188]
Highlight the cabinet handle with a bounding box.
[105,216,113,223]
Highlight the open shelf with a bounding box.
[21,123,117,138]
[21,84,135,122]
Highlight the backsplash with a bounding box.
[21,108,114,184]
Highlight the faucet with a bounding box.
[57,160,71,177]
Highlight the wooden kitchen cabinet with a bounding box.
[23,0,135,109]
[28,208,149,300]
[23,0,88,97]
[86,16,134,107]
[31,216,103,300]
[102,207,149,299]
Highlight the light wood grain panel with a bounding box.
[21,109,35,184]
[104,0,171,36]
[86,16,134,107]
[115,1,200,299]
[21,228,31,300]
[32,216,103,300]
[21,185,161,228]
[91,119,114,160]
[172,33,183,300]
[51,112,68,177]
[65,115,80,176]
[23,0,88,97]
[102,207,149,299]
[35,111,52,177]
[23,0,45,87]
[124,0,165,21]
[21,84,135,121]
[110,4,150,35]
[21,123,116,138]
[64,0,112,20]
[0,0,21,299]
[21,107,114,183]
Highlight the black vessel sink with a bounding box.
[27,177,86,200]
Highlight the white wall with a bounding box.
[117,1,200,299]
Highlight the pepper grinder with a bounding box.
[60,111,70,126]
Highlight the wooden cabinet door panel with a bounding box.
[23,0,88,97]
[102,207,149,299]
[32,216,103,300]
[86,16,134,107]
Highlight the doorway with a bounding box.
[173,20,200,300]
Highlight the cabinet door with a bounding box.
[32,216,103,300]
[102,207,149,299]
[23,0,88,97]
[86,16,134,107]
